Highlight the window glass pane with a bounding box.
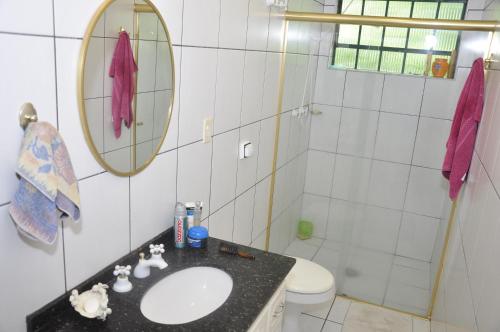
[435,30,459,51]
[404,53,428,75]
[384,27,407,48]
[363,0,387,16]
[387,1,411,17]
[334,47,357,68]
[407,28,431,49]
[438,3,464,20]
[357,49,380,70]
[338,25,361,44]
[342,0,363,14]
[360,26,384,46]
[412,2,438,18]
[380,51,404,73]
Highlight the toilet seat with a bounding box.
[285,257,336,304]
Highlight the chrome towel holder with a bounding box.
[19,102,38,130]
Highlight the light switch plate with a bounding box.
[203,117,213,143]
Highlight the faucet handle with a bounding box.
[113,265,131,278]
[149,243,165,255]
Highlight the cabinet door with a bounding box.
[248,309,269,332]
[268,286,286,332]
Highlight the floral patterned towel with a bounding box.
[9,122,80,244]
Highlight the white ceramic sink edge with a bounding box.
[140,266,233,325]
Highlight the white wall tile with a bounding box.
[182,0,220,47]
[153,90,172,141]
[305,150,335,196]
[253,176,271,240]
[374,112,418,164]
[314,57,345,106]
[210,130,239,212]
[84,37,105,99]
[84,98,105,154]
[53,0,101,37]
[233,187,255,245]
[331,154,372,203]
[413,117,451,169]
[301,193,330,238]
[246,0,270,51]
[104,147,131,173]
[103,97,132,152]
[367,160,410,210]
[64,173,130,289]
[256,116,276,181]
[209,201,235,241]
[309,105,341,153]
[0,206,65,332]
[153,0,184,44]
[137,41,157,93]
[135,92,155,143]
[267,7,285,52]
[421,68,469,120]
[160,46,181,153]
[214,49,245,134]
[130,150,177,249]
[343,71,384,110]
[1,0,53,35]
[380,75,424,116]
[241,51,267,126]
[177,141,212,219]
[236,123,260,195]
[262,52,281,119]
[103,0,134,38]
[405,166,448,218]
[178,47,217,145]
[219,0,249,49]
[55,38,104,180]
[396,213,440,261]
[337,108,379,158]
[0,35,58,204]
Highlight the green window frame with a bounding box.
[332,0,468,76]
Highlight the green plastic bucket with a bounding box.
[297,220,313,240]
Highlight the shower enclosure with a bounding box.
[265,1,496,317]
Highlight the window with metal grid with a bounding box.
[332,0,467,76]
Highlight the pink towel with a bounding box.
[442,58,484,200]
[109,31,137,138]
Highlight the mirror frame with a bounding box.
[77,0,175,176]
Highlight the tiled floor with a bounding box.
[298,296,430,332]
[284,238,432,316]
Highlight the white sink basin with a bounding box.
[140,267,233,325]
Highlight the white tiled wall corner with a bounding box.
[404,166,448,218]
[331,154,372,203]
[396,213,440,261]
[304,150,335,196]
[301,193,330,238]
[367,160,410,210]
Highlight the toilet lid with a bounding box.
[286,257,334,294]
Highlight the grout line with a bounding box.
[0,202,10,208]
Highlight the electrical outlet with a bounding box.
[203,117,213,143]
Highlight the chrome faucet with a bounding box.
[133,244,168,279]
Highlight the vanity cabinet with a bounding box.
[248,282,286,332]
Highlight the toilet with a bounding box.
[284,257,336,332]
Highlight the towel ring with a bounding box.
[19,102,38,130]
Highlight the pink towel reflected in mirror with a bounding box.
[109,31,138,138]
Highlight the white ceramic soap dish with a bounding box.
[69,283,112,321]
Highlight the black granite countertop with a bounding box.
[27,229,295,332]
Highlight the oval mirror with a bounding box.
[78,0,174,176]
